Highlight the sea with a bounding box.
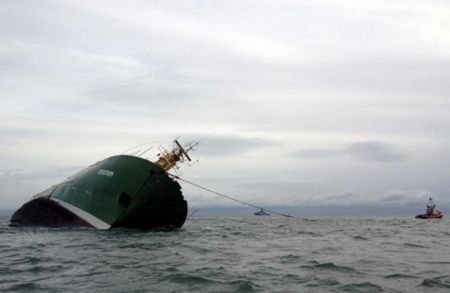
[0,215,449,292]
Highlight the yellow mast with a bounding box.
[154,140,197,171]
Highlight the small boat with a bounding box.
[254,208,270,216]
[415,213,443,219]
[415,197,443,219]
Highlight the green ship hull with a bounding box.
[10,155,188,229]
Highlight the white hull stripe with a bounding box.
[49,198,111,230]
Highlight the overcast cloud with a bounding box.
[1,0,450,210]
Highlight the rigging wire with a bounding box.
[186,209,198,220]
[168,173,301,219]
[121,141,157,155]
[136,146,154,157]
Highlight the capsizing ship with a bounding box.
[10,140,197,230]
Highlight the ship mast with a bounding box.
[154,139,198,171]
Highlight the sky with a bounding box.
[1,0,450,211]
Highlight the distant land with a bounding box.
[1,203,446,221]
[183,203,448,218]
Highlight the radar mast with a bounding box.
[154,139,198,172]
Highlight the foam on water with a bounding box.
[0,216,449,292]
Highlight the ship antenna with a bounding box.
[153,139,198,171]
[175,139,191,161]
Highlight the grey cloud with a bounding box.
[380,194,406,202]
[293,141,406,163]
[291,148,342,159]
[0,166,83,184]
[84,70,211,110]
[0,126,65,139]
[0,166,83,208]
[344,142,405,162]
[379,189,436,204]
[324,190,362,204]
[1,1,450,209]
[323,189,431,206]
[191,135,277,157]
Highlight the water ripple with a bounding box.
[1,217,449,292]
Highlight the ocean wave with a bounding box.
[302,261,357,273]
[339,282,383,292]
[384,273,419,279]
[420,276,450,289]
[403,242,429,248]
[1,217,449,292]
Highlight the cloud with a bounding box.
[380,189,435,204]
[344,141,406,162]
[291,148,342,159]
[191,135,277,157]
[292,141,406,163]
[0,166,81,182]
[323,190,364,205]
[0,166,83,208]
[1,0,450,210]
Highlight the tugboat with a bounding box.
[415,197,443,219]
[10,140,197,229]
[254,208,270,216]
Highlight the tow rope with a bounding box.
[168,173,301,219]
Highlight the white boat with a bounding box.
[254,208,270,216]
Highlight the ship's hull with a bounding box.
[10,155,188,230]
[415,213,443,219]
